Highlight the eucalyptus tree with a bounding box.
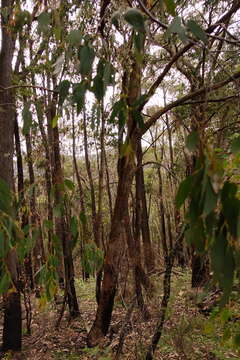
[0,0,22,351]
[1,0,240,356]
[86,0,240,347]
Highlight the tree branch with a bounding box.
[0,84,57,93]
[139,1,240,110]
[141,70,240,135]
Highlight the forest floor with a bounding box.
[1,268,240,360]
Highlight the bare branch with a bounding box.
[139,1,240,110]
[0,84,57,93]
[142,70,240,135]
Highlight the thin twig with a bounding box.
[114,298,136,360]
[0,84,57,93]
[146,228,185,360]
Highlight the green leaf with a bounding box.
[15,10,31,29]
[92,75,104,101]
[176,175,194,208]
[64,179,75,191]
[211,233,234,306]
[0,272,11,294]
[124,8,146,33]
[134,31,145,53]
[53,204,62,218]
[133,110,145,130]
[70,216,78,239]
[186,131,199,152]
[79,45,95,77]
[231,136,240,154]
[187,20,208,43]
[163,0,176,16]
[185,220,205,252]
[203,179,217,215]
[221,181,240,238]
[109,99,127,126]
[43,219,53,230]
[103,62,115,86]
[80,211,87,225]
[37,12,51,33]
[22,103,33,135]
[68,29,82,46]
[234,331,240,348]
[120,141,134,158]
[167,16,188,42]
[72,81,87,114]
[51,115,59,128]
[58,80,70,107]
[82,243,103,275]
[111,11,121,29]
[221,181,237,199]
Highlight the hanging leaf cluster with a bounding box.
[176,149,240,306]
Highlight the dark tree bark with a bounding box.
[136,142,155,273]
[47,91,79,318]
[25,131,45,277]
[87,50,144,346]
[14,116,34,290]
[35,98,54,252]
[125,208,149,318]
[0,0,22,352]
[83,109,101,247]
[152,141,168,264]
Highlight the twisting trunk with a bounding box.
[0,0,22,351]
[87,152,136,346]
[87,41,144,345]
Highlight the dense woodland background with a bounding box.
[0,0,240,359]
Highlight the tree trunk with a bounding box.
[87,51,144,345]
[25,131,45,277]
[48,93,79,317]
[0,0,22,351]
[136,141,155,273]
[72,111,90,280]
[14,116,34,290]
[87,154,135,346]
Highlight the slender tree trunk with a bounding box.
[125,207,149,318]
[0,0,22,351]
[87,47,144,346]
[72,112,89,280]
[152,143,168,264]
[103,145,113,220]
[83,108,104,302]
[25,131,45,277]
[83,109,100,247]
[87,154,136,346]
[136,142,155,273]
[48,93,79,317]
[14,116,34,290]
